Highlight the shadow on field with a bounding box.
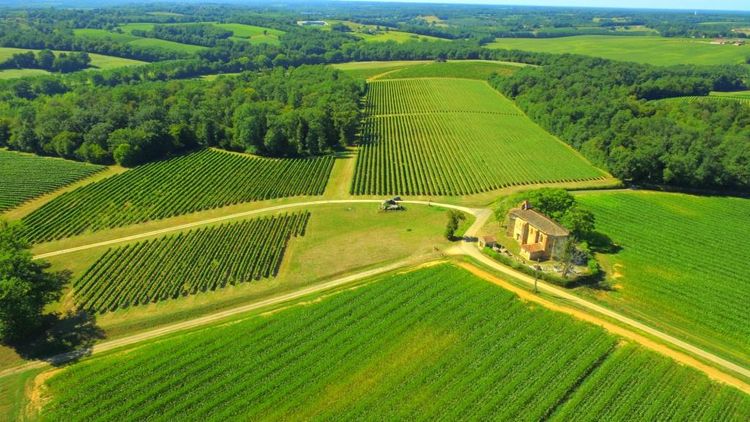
[6,311,105,366]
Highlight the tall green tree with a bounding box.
[0,221,68,342]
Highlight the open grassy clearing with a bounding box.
[21,149,333,243]
[577,191,750,366]
[74,28,205,54]
[331,60,432,79]
[488,35,750,66]
[213,23,284,45]
[0,68,50,79]
[0,46,145,70]
[321,20,445,43]
[371,60,523,80]
[0,150,104,213]
[352,78,606,196]
[39,264,750,420]
[74,212,309,313]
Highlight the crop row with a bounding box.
[363,78,522,116]
[352,112,606,196]
[74,211,310,313]
[577,191,750,362]
[42,264,750,420]
[22,149,332,243]
[0,150,103,212]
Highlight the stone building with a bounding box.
[507,201,569,261]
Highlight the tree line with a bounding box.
[493,56,750,190]
[0,65,363,166]
[0,50,91,73]
[132,24,234,47]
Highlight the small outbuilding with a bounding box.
[478,236,497,249]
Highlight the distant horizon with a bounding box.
[347,0,750,12]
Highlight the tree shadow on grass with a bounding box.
[5,311,105,366]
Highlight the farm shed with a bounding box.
[478,236,497,249]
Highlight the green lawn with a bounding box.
[577,191,750,366]
[0,46,145,70]
[39,264,750,420]
[353,78,607,196]
[488,35,750,66]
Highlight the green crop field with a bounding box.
[74,212,309,313]
[22,149,333,243]
[487,35,750,66]
[40,265,750,420]
[0,46,145,70]
[74,28,205,54]
[352,79,606,196]
[214,23,284,45]
[577,191,750,364]
[0,150,104,213]
[333,60,525,81]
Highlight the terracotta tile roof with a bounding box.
[510,208,570,237]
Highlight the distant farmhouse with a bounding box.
[507,201,569,261]
[297,20,328,26]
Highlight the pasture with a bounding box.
[74,28,205,54]
[0,69,50,79]
[0,150,104,213]
[577,191,750,364]
[0,46,145,70]
[214,23,284,45]
[487,35,750,66]
[322,20,444,43]
[352,79,606,196]
[74,212,309,313]
[40,264,750,420]
[22,149,333,243]
[333,60,524,80]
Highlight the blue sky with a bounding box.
[361,1,750,12]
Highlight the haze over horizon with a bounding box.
[354,0,750,12]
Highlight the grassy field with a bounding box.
[214,23,284,45]
[487,35,750,66]
[0,150,104,213]
[577,191,750,365]
[74,28,205,54]
[352,78,607,195]
[0,68,50,79]
[333,60,525,80]
[655,91,750,106]
[0,46,145,70]
[74,212,309,313]
[22,149,333,243]
[39,264,750,420]
[322,20,445,43]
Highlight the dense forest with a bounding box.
[0,66,363,165]
[494,57,750,190]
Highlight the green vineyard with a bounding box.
[42,265,750,421]
[22,149,332,243]
[0,150,103,212]
[74,212,310,313]
[352,79,606,196]
[577,191,750,364]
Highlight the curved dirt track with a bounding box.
[15,199,749,394]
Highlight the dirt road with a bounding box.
[33,200,482,260]
[0,256,426,379]
[19,199,749,395]
[456,242,750,385]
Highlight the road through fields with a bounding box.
[15,199,749,394]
